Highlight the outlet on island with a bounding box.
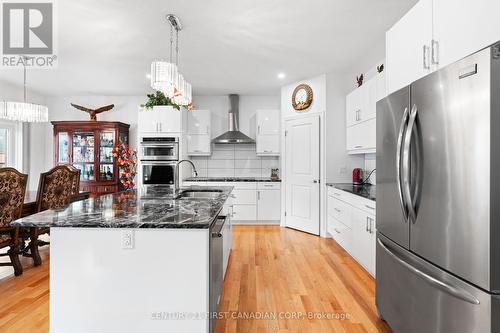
[121,230,134,249]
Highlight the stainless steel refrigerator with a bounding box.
[376,42,500,333]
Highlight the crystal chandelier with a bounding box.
[150,14,192,106]
[0,57,48,123]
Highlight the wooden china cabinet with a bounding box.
[52,121,130,195]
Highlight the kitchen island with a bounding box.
[12,185,234,333]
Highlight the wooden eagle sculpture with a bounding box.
[70,103,114,121]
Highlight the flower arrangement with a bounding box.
[112,143,138,189]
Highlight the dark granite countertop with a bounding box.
[185,177,281,183]
[326,183,376,201]
[11,186,233,229]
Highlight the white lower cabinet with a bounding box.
[351,209,376,276]
[327,186,376,276]
[183,181,281,223]
[257,183,281,221]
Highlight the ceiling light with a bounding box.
[150,14,192,106]
[0,57,48,123]
[277,73,286,79]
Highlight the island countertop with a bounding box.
[11,185,233,229]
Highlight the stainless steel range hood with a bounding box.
[212,94,255,144]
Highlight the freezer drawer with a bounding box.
[376,234,499,333]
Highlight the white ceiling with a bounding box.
[0,0,416,97]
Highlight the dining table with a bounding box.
[22,190,90,217]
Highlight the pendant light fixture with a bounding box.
[0,56,48,122]
[150,14,192,106]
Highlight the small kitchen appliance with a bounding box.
[352,168,364,185]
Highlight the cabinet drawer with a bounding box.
[328,187,347,201]
[257,182,281,190]
[232,189,257,205]
[232,205,257,220]
[329,198,351,228]
[328,216,351,253]
[350,197,376,215]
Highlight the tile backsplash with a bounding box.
[364,153,376,185]
[190,144,280,178]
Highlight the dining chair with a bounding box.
[0,168,28,276]
[66,164,81,195]
[22,165,78,266]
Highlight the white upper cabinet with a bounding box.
[186,110,211,156]
[346,83,370,127]
[256,109,280,156]
[138,106,182,134]
[346,73,383,154]
[433,0,500,69]
[187,110,210,135]
[387,0,500,95]
[386,0,433,95]
[347,118,376,153]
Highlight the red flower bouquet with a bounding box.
[112,143,138,189]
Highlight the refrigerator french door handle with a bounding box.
[402,104,418,223]
[377,238,480,305]
[396,107,410,222]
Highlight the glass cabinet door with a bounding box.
[57,132,70,164]
[72,131,95,182]
[72,131,95,163]
[73,164,95,181]
[99,130,115,181]
[100,131,115,163]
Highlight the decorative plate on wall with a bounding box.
[292,84,313,111]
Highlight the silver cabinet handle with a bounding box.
[402,104,418,223]
[258,125,261,134]
[334,193,341,196]
[423,45,430,70]
[334,228,341,234]
[365,205,375,210]
[377,238,480,305]
[396,107,409,222]
[257,191,260,200]
[431,39,439,65]
[334,208,341,213]
[313,179,319,184]
[366,217,369,232]
[354,145,363,149]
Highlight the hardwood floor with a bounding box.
[216,226,391,333]
[0,246,49,333]
[0,226,391,333]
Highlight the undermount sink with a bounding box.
[175,189,224,200]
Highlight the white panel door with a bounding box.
[433,0,500,69]
[386,0,433,94]
[285,116,320,235]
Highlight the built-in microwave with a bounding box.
[139,137,179,161]
[141,161,176,186]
